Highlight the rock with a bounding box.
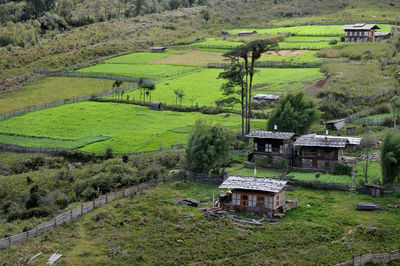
[179,198,200,207]
[355,202,381,211]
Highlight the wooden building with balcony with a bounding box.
[219,176,288,215]
[293,135,348,172]
[246,130,295,167]
[342,24,391,43]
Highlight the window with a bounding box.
[255,142,258,151]
[248,195,256,207]
[265,144,272,152]
[232,193,240,206]
[257,196,265,206]
[350,32,353,36]
[280,145,284,154]
[241,194,248,206]
[265,196,273,209]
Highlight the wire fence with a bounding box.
[335,250,400,266]
[0,174,177,249]
[0,83,138,121]
[208,61,323,69]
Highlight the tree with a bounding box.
[381,130,400,184]
[134,0,146,16]
[185,120,233,174]
[188,0,195,7]
[174,89,185,106]
[141,82,155,102]
[26,0,55,18]
[359,134,376,184]
[200,9,210,23]
[390,96,400,128]
[267,92,320,135]
[113,80,124,100]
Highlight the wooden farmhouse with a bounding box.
[150,46,166,53]
[238,30,257,37]
[246,130,295,167]
[326,118,346,131]
[253,94,280,104]
[219,176,287,215]
[342,24,391,42]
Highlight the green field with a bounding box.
[188,38,244,48]
[283,36,341,43]
[0,77,118,114]
[228,24,393,36]
[260,50,323,64]
[2,181,400,265]
[0,102,266,153]
[104,52,172,64]
[278,41,337,50]
[77,63,201,79]
[121,68,323,107]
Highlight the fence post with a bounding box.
[122,189,125,197]
[36,226,38,236]
[8,236,11,245]
[106,193,108,203]
[70,209,73,220]
[54,218,56,227]
[93,199,95,209]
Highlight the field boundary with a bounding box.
[0,174,177,249]
[208,61,323,69]
[0,84,138,121]
[335,250,400,266]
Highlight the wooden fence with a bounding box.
[350,87,396,103]
[0,175,176,249]
[346,116,394,126]
[284,177,349,191]
[0,143,76,154]
[183,170,228,184]
[0,84,138,121]
[335,250,400,266]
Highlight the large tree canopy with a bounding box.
[267,92,320,134]
[185,120,233,174]
[381,130,400,184]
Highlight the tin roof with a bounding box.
[374,32,391,36]
[246,130,295,140]
[253,94,281,100]
[238,31,257,34]
[301,134,362,146]
[326,119,346,124]
[342,24,380,30]
[150,46,166,50]
[219,176,287,193]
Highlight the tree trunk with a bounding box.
[365,151,369,184]
[247,60,256,134]
[244,58,249,137]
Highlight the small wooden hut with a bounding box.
[346,126,357,136]
[238,31,257,37]
[219,176,287,215]
[365,184,384,197]
[149,102,163,110]
[150,46,166,53]
[326,119,346,131]
[253,94,280,104]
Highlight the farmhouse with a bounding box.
[219,176,287,215]
[246,130,296,167]
[293,135,348,172]
[253,94,280,104]
[326,118,346,131]
[238,30,257,37]
[150,46,166,53]
[342,24,391,42]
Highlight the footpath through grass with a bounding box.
[0,102,266,154]
[1,181,399,265]
[0,77,117,114]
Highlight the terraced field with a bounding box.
[120,68,323,107]
[0,102,266,153]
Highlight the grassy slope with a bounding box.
[0,102,266,153]
[121,68,323,107]
[1,181,399,264]
[0,77,117,114]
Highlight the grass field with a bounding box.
[0,77,117,114]
[0,102,266,154]
[260,50,323,64]
[2,180,399,265]
[188,38,244,48]
[283,36,341,43]
[77,63,201,79]
[228,24,394,36]
[278,41,337,50]
[149,50,226,66]
[121,68,323,107]
[104,52,172,64]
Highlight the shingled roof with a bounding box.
[219,176,287,193]
[342,24,380,30]
[302,134,362,146]
[294,135,348,148]
[246,130,295,140]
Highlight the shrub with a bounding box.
[82,187,98,201]
[122,154,129,163]
[90,173,112,193]
[333,162,352,176]
[105,146,114,159]
[372,103,391,115]
[0,35,14,47]
[145,165,162,181]
[329,39,338,45]
[55,193,69,209]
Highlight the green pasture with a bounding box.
[283,36,341,43]
[0,102,266,154]
[121,68,323,107]
[228,24,393,36]
[104,52,172,64]
[0,77,117,114]
[188,38,244,48]
[2,181,400,265]
[259,50,323,64]
[278,41,336,50]
[77,63,201,79]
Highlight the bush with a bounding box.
[54,193,69,209]
[0,35,14,47]
[372,103,391,115]
[82,187,98,201]
[105,146,114,159]
[329,39,338,45]
[90,173,112,193]
[145,165,162,181]
[333,162,352,176]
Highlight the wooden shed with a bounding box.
[150,46,166,53]
[365,184,384,197]
[238,31,257,37]
[326,119,346,131]
[253,94,280,104]
[149,102,163,110]
[219,176,287,215]
[346,126,357,136]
